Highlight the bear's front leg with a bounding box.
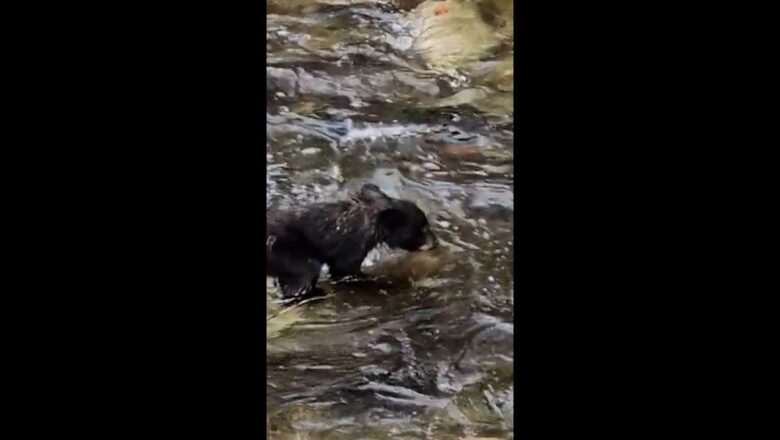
[278,276,325,302]
[328,260,366,281]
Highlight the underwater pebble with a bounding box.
[371,343,393,353]
[301,147,320,155]
[404,163,425,173]
[441,144,484,161]
[437,220,451,229]
[330,164,343,182]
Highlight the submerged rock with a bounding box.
[476,0,514,38]
[404,0,511,69]
[366,248,456,282]
[433,85,513,115]
[268,0,398,15]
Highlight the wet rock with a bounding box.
[267,0,316,15]
[441,144,485,161]
[295,69,346,99]
[404,0,508,68]
[366,248,455,282]
[291,100,321,114]
[397,0,427,10]
[435,88,489,108]
[300,147,321,155]
[459,437,506,440]
[477,0,514,37]
[482,56,514,92]
[434,87,513,115]
[392,71,441,96]
[267,67,298,97]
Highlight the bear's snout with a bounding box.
[417,231,438,251]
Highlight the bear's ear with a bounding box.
[358,184,392,208]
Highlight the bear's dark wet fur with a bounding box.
[266,184,438,300]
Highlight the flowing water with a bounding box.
[267,1,514,438]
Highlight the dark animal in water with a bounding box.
[266,184,438,300]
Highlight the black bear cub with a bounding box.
[266,184,438,300]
